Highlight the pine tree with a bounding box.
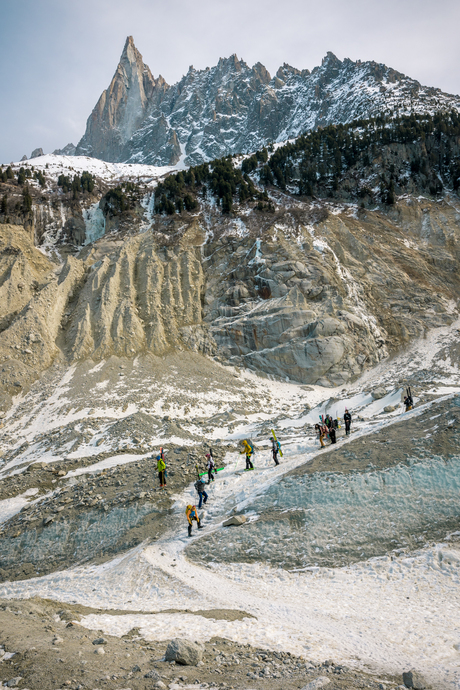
[1,194,7,214]
[6,166,14,180]
[72,174,81,199]
[81,171,94,193]
[222,193,232,214]
[184,194,198,212]
[22,186,32,213]
[165,198,175,215]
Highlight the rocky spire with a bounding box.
[75,36,166,161]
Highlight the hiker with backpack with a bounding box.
[157,453,166,487]
[186,504,203,537]
[329,425,337,444]
[240,439,254,469]
[271,436,280,465]
[206,450,216,483]
[315,423,327,447]
[194,476,208,508]
[404,387,413,412]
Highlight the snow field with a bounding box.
[12,154,175,186]
[0,322,459,686]
[1,415,460,687]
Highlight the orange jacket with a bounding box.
[186,505,198,524]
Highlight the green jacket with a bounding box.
[157,458,166,472]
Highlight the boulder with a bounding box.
[402,670,429,689]
[223,515,247,527]
[144,669,161,680]
[164,638,204,666]
[384,405,397,413]
[372,386,387,400]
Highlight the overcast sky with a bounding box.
[1,0,459,163]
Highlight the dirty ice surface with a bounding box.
[1,321,460,688]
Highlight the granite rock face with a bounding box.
[74,38,460,166]
[76,36,168,163]
[0,188,459,409]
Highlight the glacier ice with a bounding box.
[187,455,460,569]
[0,502,157,572]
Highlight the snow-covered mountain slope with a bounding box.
[73,37,460,166]
[23,153,175,184]
[0,320,459,688]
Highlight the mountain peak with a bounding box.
[74,38,460,166]
[321,51,341,66]
[76,36,158,160]
[123,35,135,51]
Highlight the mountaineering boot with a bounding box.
[188,524,192,537]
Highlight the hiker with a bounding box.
[271,436,280,465]
[240,439,254,470]
[329,425,337,444]
[206,450,215,483]
[186,504,203,537]
[325,414,332,429]
[344,408,352,435]
[315,423,326,448]
[194,477,208,509]
[404,391,413,412]
[157,453,166,487]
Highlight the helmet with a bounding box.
[205,453,210,458]
[156,455,161,460]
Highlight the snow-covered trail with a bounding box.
[78,407,460,687]
[2,394,460,688]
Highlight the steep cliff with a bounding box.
[76,36,168,163]
[0,189,458,412]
